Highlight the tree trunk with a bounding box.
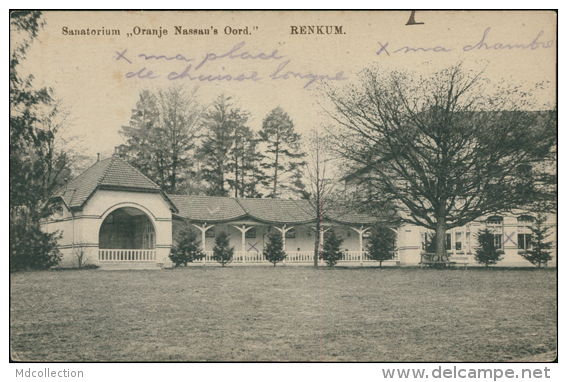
[313,222,320,268]
[435,217,447,260]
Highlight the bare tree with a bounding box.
[327,63,556,260]
[301,129,341,267]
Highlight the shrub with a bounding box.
[519,214,553,268]
[169,224,204,267]
[264,231,286,266]
[321,229,343,267]
[212,231,234,267]
[10,222,62,272]
[474,228,504,267]
[366,226,397,267]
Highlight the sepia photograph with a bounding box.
[9,10,557,367]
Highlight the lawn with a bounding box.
[10,266,556,362]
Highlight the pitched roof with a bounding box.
[53,155,377,225]
[53,156,171,210]
[236,198,314,225]
[168,194,378,226]
[167,195,247,223]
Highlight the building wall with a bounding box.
[43,190,173,267]
[44,189,555,269]
[398,213,557,267]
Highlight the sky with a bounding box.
[17,10,557,164]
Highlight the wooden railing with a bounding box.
[199,250,398,264]
[283,251,314,262]
[98,249,156,261]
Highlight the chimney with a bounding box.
[114,146,120,156]
[97,153,100,162]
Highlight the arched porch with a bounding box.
[98,206,157,262]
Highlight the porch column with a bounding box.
[274,224,294,264]
[350,225,370,266]
[192,223,214,265]
[233,224,254,263]
[273,224,294,251]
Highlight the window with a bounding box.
[518,215,534,224]
[421,232,429,251]
[445,233,451,250]
[205,228,215,237]
[486,216,503,226]
[245,228,256,238]
[455,232,462,251]
[493,234,502,249]
[517,233,532,249]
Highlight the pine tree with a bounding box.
[259,107,306,198]
[212,231,234,267]
[519,214,553,268]
[169,223,204,267]
[228,124,265,197]
[366,226,397,267]
[264,231,286,266]
[198,94,251,197]
[321,229,344,267]
[474,228,505,267]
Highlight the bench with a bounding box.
[419,253,453,268]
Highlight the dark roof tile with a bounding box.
[53,156,162,209]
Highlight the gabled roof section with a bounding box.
[52,156,172,211]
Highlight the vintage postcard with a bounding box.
[10,10,557,368]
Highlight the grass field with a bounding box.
[10,266,556,362]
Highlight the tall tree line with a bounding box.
[120,91,307,198]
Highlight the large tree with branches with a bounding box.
[10,11,71,269]
[120,86,202,194]
[327,64,556,259]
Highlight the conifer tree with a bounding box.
[212,231,234,267]
[259,107,306,198]
[474,228,505,267]
[321,229,344,267]
[264,231,287,266]
[366,226,397,267]
[228,124,265,197]
[519,214,553,268]
[198,94,251,197]
[169,223,204,267]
